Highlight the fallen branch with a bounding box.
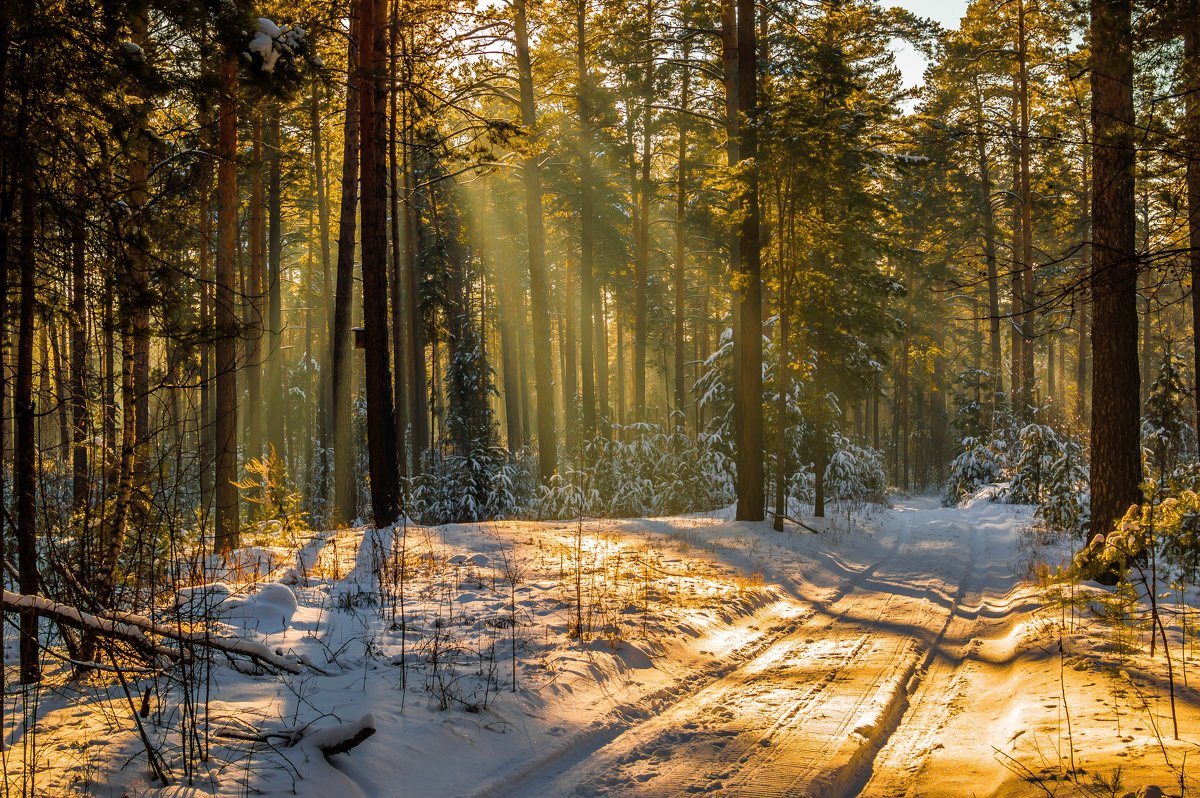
[218,713,377,759]
[1,590,302,674]
[306,714,376,757]
[767,510,820,534]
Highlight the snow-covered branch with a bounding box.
[2,590,302,674]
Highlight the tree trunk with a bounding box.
[513,0,555,472]
[129,4,151,481]
[674,40,690,430]
[1015,0,1035,413]
[576,0,596,439]
[1187,27,1200,441]
[974,79,1002,405]
[16,160,40,683]
[633,0,653,424]
[497,249,523,450]
[246,111,265,463]
[773,267,790,531]
[267,106,284,459]
[331,16,361,523]
[388,0,408,481]
[71,179,88,512]
[814,411,827,519]
[1089,0,1141,538]
[198,122,215,519]
[359,0,402,527]
[312,79,334,510]
[215,52,241,552]
[734,0,764,521]
[563,254,579,452]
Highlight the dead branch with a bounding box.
[2,589,302,674]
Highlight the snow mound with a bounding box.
[226,582,298,634]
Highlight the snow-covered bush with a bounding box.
[1142,353,1194,476]
[1035,441,1090,538]
[1005,423,1089,536]
[822,434,886,511]
[943,435,1007,506]
[411,448,535,525]
[530,424,735,520]
[1007,424,1059,505]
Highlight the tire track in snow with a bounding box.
[857,512,1011,798]
[501,502,981,797]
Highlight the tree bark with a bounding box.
[312,79,334,508]
[16,157,39,683]
[674,39,691,430]
[513,0,554,475]
[734,0,764,521]
[332,16,361,523]
[215,52,241,552]
[71,178,88,512]
[973,78,1002,405]
[1186,27,1200,441]
[246,111,265,463]
[633,0,654,425]
[266,106,284,459]
[1089,0,1141,538]
[1015,0,1035,413]
[576,0,597,439]
[359,0,402,527]
[388,0,408,480]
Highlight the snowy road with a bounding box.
[498,497,1017,797]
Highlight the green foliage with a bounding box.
[411,448,536,525]
[234,446,310,544]
[1142,353,1194,475]
[533,424,735,520]
[944,435,1008,506]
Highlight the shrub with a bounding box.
[410,447,536,525]
[944,435,1008,506]
[823,433,886,511]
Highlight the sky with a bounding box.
[891,0,970,89]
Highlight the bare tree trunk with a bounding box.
[215,52,241,552]
[633,0,653,425]
[16,159,40,683]
[734,0,764,521]
[1015,0,1035,413]
[576,0,596,438]
[400,22,428,476]
[772,265,790,531]
[388,0,408,480]
[674,39,690,430]
[246,111,265,463]
[312,79,334,508]
[71,179,88,512]
[563,254,578,452]
[359,0,401,527]
[198,123,214,518]
[974,78,1002,405]
[129,3,151,480]
[331,17,361,522]
[266,106,284,459]
[512,0,556,476]
[1089,0,1141,539]
[1187,27,1200,441]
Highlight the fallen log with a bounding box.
[2,590,302,674]
[218,713,376,758]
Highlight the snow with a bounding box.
[4,495,1197,796]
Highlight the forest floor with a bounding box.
[3,493,1199,797]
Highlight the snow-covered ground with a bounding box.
[3,494,1198,797]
